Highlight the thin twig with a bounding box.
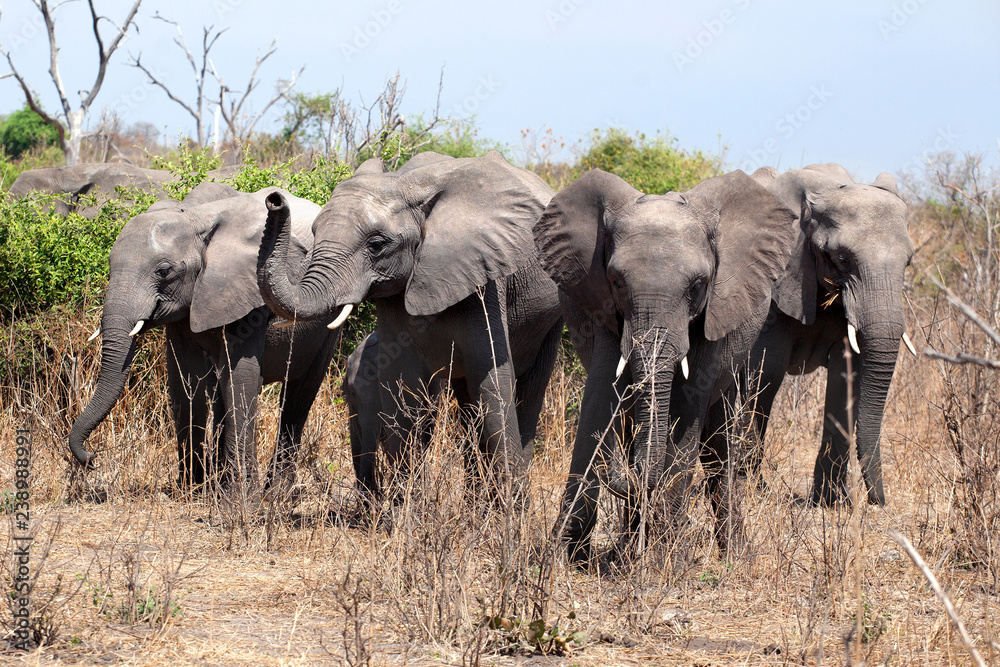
[888,529,986,667]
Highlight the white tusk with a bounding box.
[327,303,354,329]
[87,326,101,342]
[847,323,860,355]
[902,331,917,356]
[129,320,145,337]
[272,318,296,328]
[680,356,689,380]
[615,355,627,379]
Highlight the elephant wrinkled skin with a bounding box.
[68,183,340,497]
[258,152,563,503]
[534,168,796,563]
[704,164,914,507]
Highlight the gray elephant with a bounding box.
[343,331,457,506]
[68,183,340,496]
[8,163,239,216]
[257,152,564,501]
[534,169,796,563]
[702,164,914,507]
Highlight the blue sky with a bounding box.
[1,0,996,183]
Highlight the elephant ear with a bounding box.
[871,172,900,196]
[189,194,311,332]
[686,170,797,341]
[354,158,388,176]
[402,155,550,316]
[533,169,640,328]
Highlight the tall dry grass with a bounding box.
[3,154,1000,664]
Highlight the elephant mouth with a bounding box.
[271,303,354,330]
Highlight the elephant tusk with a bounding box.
[272,318,296,328]
[129,320,145,337]
[847,323,861,355]
[680,356,689,380]
[327,303,354,330]
[615,355,627,379]
[902,331,917,356]
[87,326,101,342]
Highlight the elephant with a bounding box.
[533,168,797,563]
[701,164,915,507]
[68,182,341,497]
[257,151,564,502]
[343,331,456,506]
[8,163,239,216]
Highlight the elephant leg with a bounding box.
[464,283,524,499]
[701,396,738,549]
[555,326,625,565]
[377,351,428,500]
[215,316,267,502]
[812,338,851,506]
[514,318,563,459]
[344,333,383,507]
[266,349,332,492]
[737,334,790,480]
[164,326,213,490]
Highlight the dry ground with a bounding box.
[1,303,998,666]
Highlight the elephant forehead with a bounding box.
[825,186,908,228]
[614,198,711,245]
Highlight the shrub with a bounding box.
[574,128,721,194]
[150,142,222,200]
[0,106,60,159]
[0,186,156,318]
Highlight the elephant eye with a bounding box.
[831,249,852,271]
[155,265,173,279]
[367,234,391,255]
[688,276,708,312]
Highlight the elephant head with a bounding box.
[256,151,553,326]
[534,169,796,503]
[68,184,318,467]
[767,164,913,505]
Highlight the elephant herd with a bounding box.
[20,151,914,566]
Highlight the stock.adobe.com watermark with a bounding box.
[11,428,32,651]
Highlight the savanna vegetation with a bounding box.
[1,76,999,666]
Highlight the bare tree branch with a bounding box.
[888,530,986,667]
[130,17,228,146]
[82,0,141,110]
[0,0,143,164]
[212,40,303,145]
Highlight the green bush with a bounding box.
[150,142,222,200]
[0,106,60,159]
[574,128,721,194]
[0,186,156,318]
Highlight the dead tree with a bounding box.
[0,1,143,165]
[212,41,303,146]
[130,16,225,148]
[131,17,301,151]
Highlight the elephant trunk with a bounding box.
[842,271,904,505]
[257,192,344,323]
[68,310,141,466]
[852,327,901,505]
[603,326,678,501]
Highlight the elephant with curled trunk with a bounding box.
[68,183,340,496]
[257,151,563,502]
[702,164,915,507]
[534,169,796,564]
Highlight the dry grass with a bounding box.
[5,162,1000,664]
